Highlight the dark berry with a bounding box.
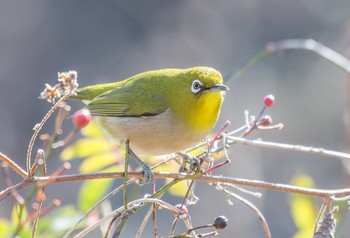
[213,216,228,229]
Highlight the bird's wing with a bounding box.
[86,83,169,117]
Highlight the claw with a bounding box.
[137,165,154,185]
[178,152,201,173]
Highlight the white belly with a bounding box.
[96,109,208,155]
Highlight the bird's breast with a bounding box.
[96,108,209,155]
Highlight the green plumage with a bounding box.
[70,66,227,184]
[71,69,184,117]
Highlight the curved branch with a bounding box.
[225,39,350,83]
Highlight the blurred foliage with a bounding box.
[289,174,317,238]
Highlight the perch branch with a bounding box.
[2,171,350,202]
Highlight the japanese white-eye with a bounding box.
[72,66,228,183]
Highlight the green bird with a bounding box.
[72,66,228,183]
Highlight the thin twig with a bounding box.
[63,156,177,238]
[152,204,158,238]
[136,206,154,238]
[62,180,134,238]
[1,163,25,204]
[29,149,45,177]
[32,162,47,238]
[225,39,350,83]
[104,216,119,238]
[0,152,27,178]
[26,94,70,176]
[226,136,350,160]
[313,200,328,235]
[73,198,193,238]
[213,183,271,238]
[25,199,61,224]
[267,39,350,74]
[124,140,130,210]
[37,162,71,187]
[171,180,195,236]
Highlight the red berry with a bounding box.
[173,204,188,219]
[73,109,91,128]
[264,94,275,107]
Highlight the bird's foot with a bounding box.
[136,165,154,185]
[178,152,201,173]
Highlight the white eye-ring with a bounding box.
[191,79,203,94]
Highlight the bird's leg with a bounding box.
[123,140,130,209]
[178,152,201,173]
[127,145,153,185]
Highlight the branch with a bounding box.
[225,39,350,83]
[2,171,350,201]
[226,136,350,160]
[73,198,193,238]
[0,152,27,178]
[267,39,350,74]
[26,94,70,176]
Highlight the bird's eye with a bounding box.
[191,79,203,94]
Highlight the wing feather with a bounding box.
[86,79,169,117]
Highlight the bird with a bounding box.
[71,66,228,184]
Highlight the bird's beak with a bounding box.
[209,84,229,92]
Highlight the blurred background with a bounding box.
[1,0,350,237]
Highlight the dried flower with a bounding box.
[39,70,79,103]
[58,70,79,95]
[39,83,61,103]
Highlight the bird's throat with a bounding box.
[182,92,223,133]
